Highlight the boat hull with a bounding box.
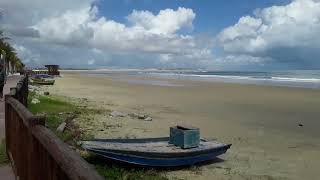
[82,137,231,167]
[86,146,229,167]
[33,81,55,85]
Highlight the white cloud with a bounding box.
[218,16,266,53]
[218,0,320,68]
[127,7,195,35]
[88,59,95,65]
[34,6,96,45]
[12,44,41,65]
[4,0,320,69]
[0,0,93,27]
[216,55,271,65]
[0,0,213,69]
[159,54,172,63]
[32,6,203,55]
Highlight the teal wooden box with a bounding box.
[169,125,200,149]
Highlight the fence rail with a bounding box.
[5,76,103,180]
[8,75,28,106]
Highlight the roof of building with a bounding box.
[45,65,59,67]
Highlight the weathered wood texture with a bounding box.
[169,126,200,149]
[9,75,28,107]
[5,76,103,180]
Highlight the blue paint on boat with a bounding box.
[82,137,231,167]
[86,146,230,167]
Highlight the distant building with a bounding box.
[28,65,60,76]
[45,65,60,75]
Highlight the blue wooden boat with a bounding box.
[81,137,231,167]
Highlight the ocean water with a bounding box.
[85,70,320,89]
[146,70,320,89]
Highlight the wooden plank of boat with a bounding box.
[31,80,55,85]
[34,81,55,85]
[81,137,231,167]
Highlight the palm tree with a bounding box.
[0,29,24,73]
[0,41,14,72]
[0,29,9,41]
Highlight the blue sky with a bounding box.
[99,0,290,34]
[1,0,320,70]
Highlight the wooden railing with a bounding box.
[5,76,104,180]
[8,75,28,106]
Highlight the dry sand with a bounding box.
[44,71,320,180]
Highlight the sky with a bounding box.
[0,0,320,70]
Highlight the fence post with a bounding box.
[9,87,17,99]
[4,94,12,158]
[25,75,29,107]
[28,116,46,180]
[17,82,23,103]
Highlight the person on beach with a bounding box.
[0,64,5,100]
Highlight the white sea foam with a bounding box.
[149,72,320,83]
[86,70,320,89]
[145,71,320,89]
[270,77,320,82]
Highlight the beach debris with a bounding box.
[144,117,153,121]
[128,113,152,121]
[37,112,47,116]
[81,98,88,102]
[138,114,146,119]
[57,122,67,132]
[28,85,40,92]
[44,91,50,96]
[298,123,304,127]
[128,113,146,119]
[110,111,127,117]
[128,113,139,118]
[73,110,81,115]
[31,98,40,104]
[56,113,78,133]
[66,113,78,121]
[64,113,78,130]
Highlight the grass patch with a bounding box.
[28,93,74,114]
[0,139,9,166]
[95,165,168,180]
[28,92,77,142]
[28,92,168,180]
[28,92,100,142]
[85,155,168,180]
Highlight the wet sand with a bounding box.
[46,71,320,180]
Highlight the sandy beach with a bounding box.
[44,71,320,180]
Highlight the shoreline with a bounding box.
[42,71,320,180]
[61,69,320,90]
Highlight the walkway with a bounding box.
[0,75,22,180]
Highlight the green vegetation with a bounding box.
[28,92,168,180]
[28,93,74,114]
[85,156,168,180]
[28,92,100,143]
[0,139,9,166]
[95,165,168,180]
[28,92,78,142]
[0,29,24,71]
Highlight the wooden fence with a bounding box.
[5,76,104,180]
[8,75,29,107]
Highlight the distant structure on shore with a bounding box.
[27,64,60,76]
[45,65,60,75]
